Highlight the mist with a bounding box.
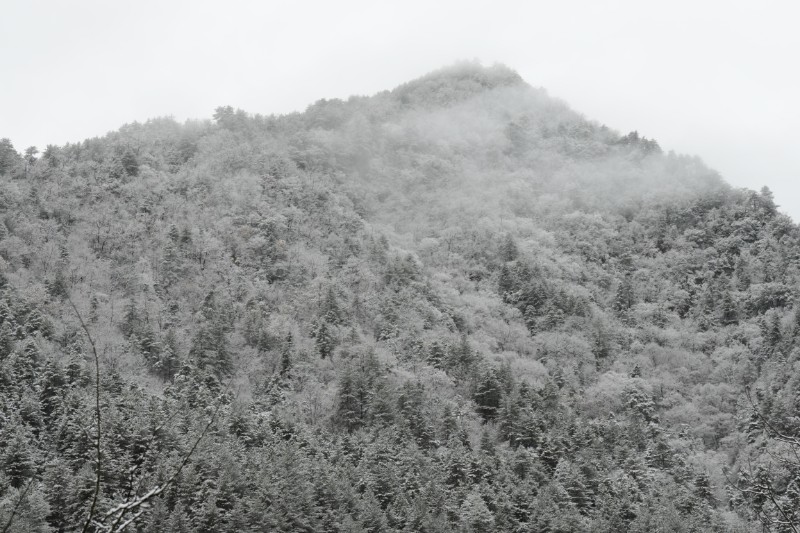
[2,0,799,219]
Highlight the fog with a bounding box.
[2,0,799,219]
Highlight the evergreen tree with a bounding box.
[38,360,66,422]
[498,264,515,302]
[0,321,14,359]
[0,138,20,175]
[280,333,293,377]
[499,233,519,262]
[189,321,231,376]
[159,329,180,380]
[592,324,611,360]
[460,490,495,533]
[427,341,445,369]
[693,472,715,505]
[2,430,34,488]
[316,321,335,359]
[614,276,635,314]
[336,367,363,432]
[89,294,99,324]
[474,369,502,421]
[121,300,142,337]
[720,290,738,325]
[321,285,343,325]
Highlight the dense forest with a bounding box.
[1,62,799,532]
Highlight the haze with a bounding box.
[2,0,799,220]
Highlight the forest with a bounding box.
[1,62,799,532]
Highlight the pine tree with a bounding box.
[555,459,592,512]
[65,350,87,388]
[168,224,181,243]
[447,335,474,375]
[0,301,10,324]
[336,367,362,432]
[645,439,674,469]
[159,329,180,380]
[592,324,610,360]
[693,472,714,505]
[0,483,53,533]
[794,307,800,338]
[720,291,738,325]
[614,276,635,314]
[523,305,537,334]
[498,395,520,446]
[427,341,445,369]
[460,490,495,533]
[0,321,14,359]
[2,430,34,488]
[316,321,335,359]
[498,264,515,302]
[540,303,564,331]
[89,294,99,323]
[760,312,782,356]
[499,234,519,262]
[474,369,502,421]
[538,435,560,473]
[161,242,181,287]
[180,227,192,246]
[121,300,141,337]
[189,321,231,376]
[441,404,459,442]
[0,138,21,175]
[321,285,343,325]
[280,333,293,377]
[46,270,69,300]
[25,308,46,336]
[38,360,66,422]
[734,255,751,290]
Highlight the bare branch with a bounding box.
[738,387,800,532]
[1,478,35,533]
[68,295,102,533]
[102,395,225,532]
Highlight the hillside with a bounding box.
[1,62,799,532]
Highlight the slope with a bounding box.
[0,62,798,532]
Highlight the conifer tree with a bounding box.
[336,367,362,432]
[2,430,34,488]
[316,321,335,359]
[499,233,519,262]
[720,291,738,325]
[498,264,515,302]
[280,333,293,377]
[460,490,495,533]
[159,329,180,380]
[614,276,635,314]
[474,369,502,421]
[427,341,445,369]
[0,321,14,359]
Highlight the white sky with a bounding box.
[2,0,799,219]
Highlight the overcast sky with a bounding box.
[2,0,799,219]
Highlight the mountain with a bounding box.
[1,62,798,532]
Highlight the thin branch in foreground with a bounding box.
[99,398,225,532]
[1,478,35,533]
[738,388,800,533]
[67,296,102,533]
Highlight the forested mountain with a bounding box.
[1,62,799,532]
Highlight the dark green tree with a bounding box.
[316,321,335,359]
[474,369,502,421]
[0,138,20,175]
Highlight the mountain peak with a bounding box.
[391,61,525,107]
